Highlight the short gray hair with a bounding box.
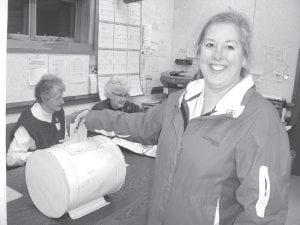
[104,76,130,98]
[34,74,65,103]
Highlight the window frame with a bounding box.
[7,0,96,53]
[34,0,77,42]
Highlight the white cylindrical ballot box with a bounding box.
[25,135,126,219]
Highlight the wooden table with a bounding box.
[7,149,155,225]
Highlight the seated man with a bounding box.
[7,74,66,167]
[92,76,144,112]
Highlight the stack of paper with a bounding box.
[7,186,23,203]
[112,137,156,158]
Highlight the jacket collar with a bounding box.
[181,75,255,118]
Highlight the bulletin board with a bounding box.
[97,0,143,99]
[6,53,90,104]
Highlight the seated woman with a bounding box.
[7,74,66,167]
[92,76,143,113]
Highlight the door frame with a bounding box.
[291,48,300,125]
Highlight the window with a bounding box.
[7,0,29,35]
[36,0,76,38]
[8,0,95,44]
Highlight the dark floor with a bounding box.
[286,175,300,225]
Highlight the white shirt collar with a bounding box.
[184,79,205,100]
[213,75,254,117]
[183,75,254,118]
[182,79,205,120]
[31,102,53,123]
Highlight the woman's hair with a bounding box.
[104,76,130,98]
[195,11,252,76]
[34,74,65,103]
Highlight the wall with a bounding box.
[7,0,300,123]
[171,0,255,59]
[5,0,174,125]
[6,50,97,124]
[6,0,97,123]
[141,0,175,87]
[6,53,94,104]
[252,0,300,102]
[170,0,300,102]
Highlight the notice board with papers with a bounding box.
[97,0,143,99]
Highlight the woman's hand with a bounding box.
[66,109,90,135]
[73,109,90,130]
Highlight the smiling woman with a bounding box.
[195,12,251,114]
[83,11,291,225]
[198,23,247,113]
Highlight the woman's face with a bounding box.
[41,86,64,113]
[198,22,246,91]
[109,91,128,109]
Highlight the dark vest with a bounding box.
[10,106,65,150]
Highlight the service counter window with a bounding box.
[7,0,96,54]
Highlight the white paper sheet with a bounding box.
[28,67,48,85]
[115,0,128,24]
[263,45,286,82]
[127,75,143,96]
[99,0,114,22]
[94,129,130,138]
[127,51,140,74]
[68,123,88,143]
[112,137,156,158]
[7,186,23,203]
[68,110,89,143]
[97,76,111,100]
[114,51,127,74]
[128,2,141,25]
[98,22,114,48]
[70,56,88,83]
[28,54,48,85]
[91,131,156,157]
[114,25,128,49]
[128,27,140,50]
[48,56,67,77]
[98,50,114,75]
